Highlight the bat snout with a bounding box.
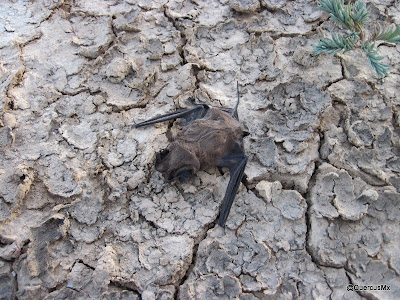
[155,149,170,173]
[157,149,170,160]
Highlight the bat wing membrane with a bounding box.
[134,104,209,128]
[217,139,248,227]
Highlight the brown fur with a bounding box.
[155,108,244,181]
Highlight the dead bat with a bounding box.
[135,82,248,227]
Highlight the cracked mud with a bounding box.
[1,0,400,299]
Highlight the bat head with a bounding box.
[155,142,200,182]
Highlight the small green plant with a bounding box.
[312,0,400,78]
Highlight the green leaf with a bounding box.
[312,32,356,56]
[319,0,352,30]
[374,24,400,43]
[319,0,344,17]
[315,0,396,78]
[350,1,369,25]
[362,42,389,78]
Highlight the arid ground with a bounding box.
[1,0,399,299]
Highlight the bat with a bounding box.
[135,82,248,227]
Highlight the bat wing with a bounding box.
[219,81,240,121]
[135,104,209,128]
[216,139,248,227]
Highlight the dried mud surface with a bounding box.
[1,0,400,299]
